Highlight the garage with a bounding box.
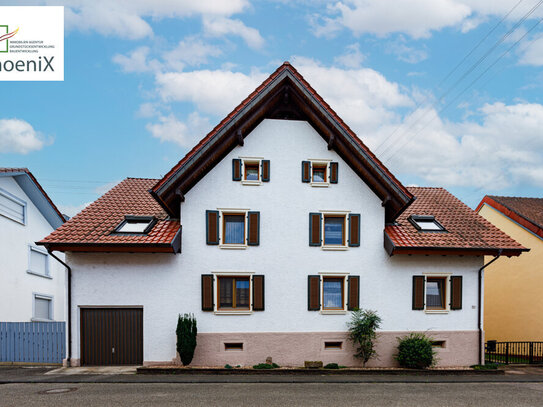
[80,308,143,366]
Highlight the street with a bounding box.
[2,382,543,407]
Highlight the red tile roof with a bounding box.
[0,167,65,222]
[477,195,543,240]
[385,187,527,256]
[152,61,411,201]
[38,178,181,253]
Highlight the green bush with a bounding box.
[224,364,233,369]
[253,363,279,369]
[395,333,436,369]
[347,309,382,366]
[176,314,197,366]
[471,363,498,370]
[324,363,339,369]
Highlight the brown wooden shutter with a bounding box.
[206,210,219,245]
[247,211,260,246]
[308,275,321,311]
[232,159,242,181]
[412,275,425,310]
[252,275,265,311]
[347,275,360,310]
[450,276,462,310]
[201,274,214,311]
[261,160,270,182]
[302,161,311,182]
[309,213,322,246]
[330,162,338,184]
[348,213,361,247]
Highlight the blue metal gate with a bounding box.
[0,322,66,364]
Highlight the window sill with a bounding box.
[219,244,247,250]
[241,180,262,186]
[321,246,349,251]
[424,309,449,314]
[31,317,54,322]
[320,310,347,315]
[310,182,329,188]
[26,270,52,279]
[214,310,253,315]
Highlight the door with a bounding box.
[80,308,143,365]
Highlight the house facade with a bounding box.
[477,196,542,341]
[0,168,66,323]
[39,63,525,367]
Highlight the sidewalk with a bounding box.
[1,365,543,384]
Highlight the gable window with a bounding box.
[244,163,259,181]
[232,158,270,185]
[302,160,338,186]
[33,294,53,321]
[114,215,157,234]
[27,246,50,278]
[312,164,327,183]
[408,215,445,232]
[224,214,245,245]
[0,187,26,225]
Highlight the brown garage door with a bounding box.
[80,308,143,366]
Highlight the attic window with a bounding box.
[408,215,446,232]
[114,216,157,234]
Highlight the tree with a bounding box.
[347,309,382,367]
[176,314,197,366]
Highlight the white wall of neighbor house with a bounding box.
[67,119,482,363]
[0,176,67,322]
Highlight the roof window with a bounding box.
[114,216,157,234]
[408,215,446,232]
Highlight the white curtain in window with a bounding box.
[35,297,51,320]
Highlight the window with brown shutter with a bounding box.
[206,210,219,245]
[330,162,338,183]
[308,275,321,310]
[347,275,360,310]
[450,276,462,310]
[252,275,265,311]
[412,275,425,310]
[261,160,270,182]
[348,213,360,247]
[247,212,260,246]
[309,213,322,246]
[201,274,214,311]
[302,161,311,182]
[232,159,242,181]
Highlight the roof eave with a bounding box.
[36,241,178,254]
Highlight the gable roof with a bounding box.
[0,168,65,229]
[477,195,543,240]
[38,178,181,253]
[385,187,527,257]
[151,62,414,223]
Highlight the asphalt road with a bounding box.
[2,382,543,407]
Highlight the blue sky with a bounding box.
[1,0,543,216]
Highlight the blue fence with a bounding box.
[0,322,65,364]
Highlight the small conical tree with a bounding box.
[176,313,197,366]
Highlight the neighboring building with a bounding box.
[0,168,67,323]
[39,63,525,368]
[477,196,542,342]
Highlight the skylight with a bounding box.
[114,216,156,234]
[408,215,445,232]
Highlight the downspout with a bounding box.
[478,249,502,365]
[48,250,71,366]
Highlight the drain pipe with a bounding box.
[478,249,502,365]
[48,250,71,366]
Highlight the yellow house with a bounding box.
[477,196,542,341]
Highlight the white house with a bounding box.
[0,168,66,323]
[39,63,525,367]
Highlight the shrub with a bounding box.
[324,363,339,369]
[471,363,498,370]
[176,314,197,366]
[347,309,382,366]
[253,363,279,369]
[225,364,233,369]
[396,333,436,369]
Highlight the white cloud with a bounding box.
[386,36,428,64]
[112,46,161,73]
[0,118,47,154]
[163,37,223,70]
[146,112,212,147]
[334,43,365,68]
[518,34,543,66]
[202,16,265,49]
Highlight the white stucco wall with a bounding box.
[67,119,482,363]
[0,176,67,322]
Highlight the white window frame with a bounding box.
[218,208,250,250]
[320,210,350,251]
[308,159,332,187]
[318,271,349,315]
[0,187,27,225]
[27,245,51,279]
[422,272,451,314]
[32,293,54,321]
[239,157,263,186]
[212,271,255,315]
